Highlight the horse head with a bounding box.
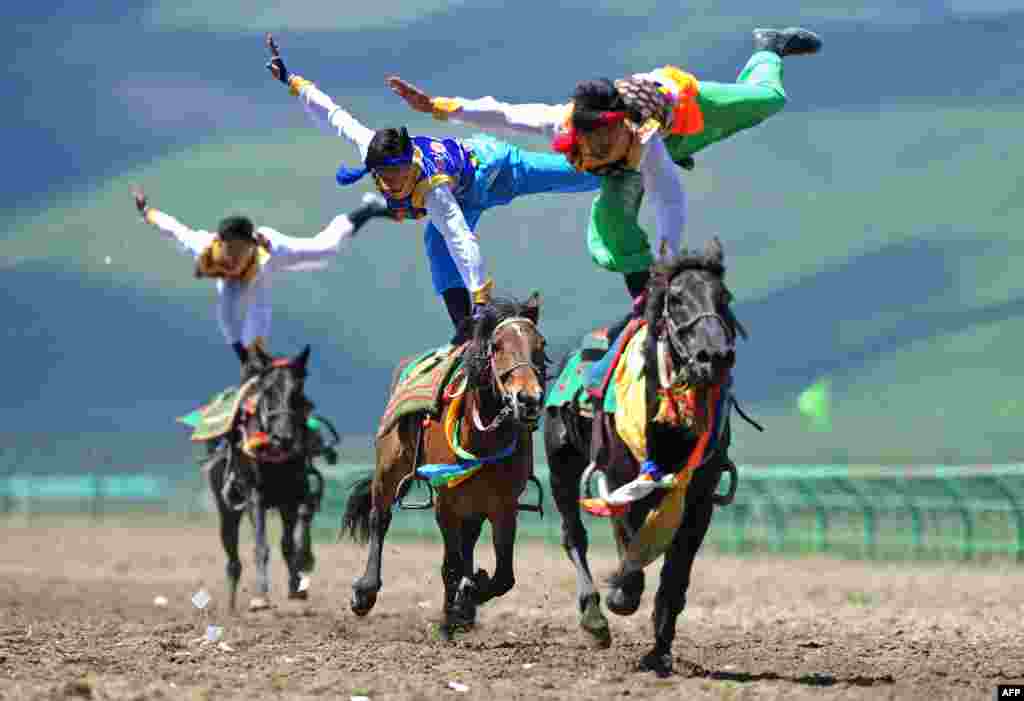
[465,292,547,429]
[240,344,314,464]
[646,237,744,388]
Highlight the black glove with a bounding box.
[348,193,392,231]
[232,342,248,364]
[265,34,289,84]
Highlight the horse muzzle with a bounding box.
[509,390,543,429]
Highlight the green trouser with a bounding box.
[587,51,788,274]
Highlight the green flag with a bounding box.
[798,378,832,432]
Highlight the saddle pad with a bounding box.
[177,381,250,443]
[377,343,466,438]
[544,328,610,416]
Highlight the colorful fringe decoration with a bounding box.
[415,386,518,488]
[621,381,728,573]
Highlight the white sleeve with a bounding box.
[295,80,375,161]
[639,135,686,261]
[259,217,355,273]
[215,280,243,345]
[423,185,486,293]
[437,96,569,140]
[241,282,272,347]
[145,209,215,259]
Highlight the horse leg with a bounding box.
[456,516,485,626]
[475,507,517,606]
[638,467,720,678]
[350,428,408,616]
[552,460,611,642]
[606,504,648,617]
[210,461,243,612]
[278,504,307,600]
[436,501,468,640]
[249,492,272,611]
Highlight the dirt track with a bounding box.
[0,518,1021,700]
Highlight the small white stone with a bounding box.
[448,681,469,692]
[104,256,112,265]
[153,595,168,607]
[191,589,211,610]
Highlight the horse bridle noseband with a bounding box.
[662,291,736,369]
[476,317,546,431]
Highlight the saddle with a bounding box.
[377,343,467,438]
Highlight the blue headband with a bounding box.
[336,150,415,187]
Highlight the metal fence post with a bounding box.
[796,479,828,553]
[986,475,1022,562]
[937,478,973,561]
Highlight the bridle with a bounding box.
[240,359,311,463]
[474,317,546,432]
[662,283,737,372]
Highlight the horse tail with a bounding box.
[340,476,374,544]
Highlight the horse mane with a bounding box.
[464,296,542,387]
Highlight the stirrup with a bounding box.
[396,472,434,510]
[712,460,738,507]
[517,475,545,517]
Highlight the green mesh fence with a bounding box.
[3,464,1023,562]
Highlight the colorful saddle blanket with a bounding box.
[177,378,260,442]
[177,377,325,443]
[544,329,611,417]
[377,343,467,438]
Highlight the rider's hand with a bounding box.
[130,185,148,217]
[265,33,289,84]
[386,76,434,114]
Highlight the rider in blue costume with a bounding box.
[266,35,600,343]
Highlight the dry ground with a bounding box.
[1,517,1021,700]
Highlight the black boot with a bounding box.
[442,287,473,346]
[752,27,822,57]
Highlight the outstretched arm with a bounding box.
[423,186,490,301]
[267,34,375,160]
[639,136,686,261]
[261,194,392,272]
[387,76,570,140]
[132,185,214,258]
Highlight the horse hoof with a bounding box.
[350,590,377,617]
[606,587,642,617]
[579,594,611,648]
[288,590,309,601]
[248,597,271,612]
[638,651,673,678]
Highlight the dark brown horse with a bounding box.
[545,238,751,676]
[206,344,327,611]
[342,295,547,638]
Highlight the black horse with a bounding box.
[206,344,330,611]
[545,238,750,676]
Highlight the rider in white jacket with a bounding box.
[133,185,390,366]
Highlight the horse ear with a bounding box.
[704,236,724,266]
[252,342,272,366]
[296,344,311,368]
[524,291,541,324]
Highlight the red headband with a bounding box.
[551,111,628,154]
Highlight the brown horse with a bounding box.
[342,294,546,638]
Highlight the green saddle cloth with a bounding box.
[178,383,323,443]
[377,343,466,438]
[544,329,610,416]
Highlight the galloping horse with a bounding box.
[206,344,329,611]
[343,295,547,638]
[545,238,751,676]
